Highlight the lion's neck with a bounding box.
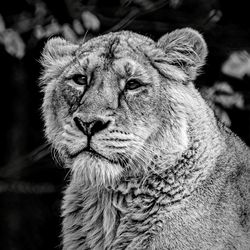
[62,142,209,249]
[186,93,224,178]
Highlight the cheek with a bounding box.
[125,93,159,132]
[129,92,156,119]
[60,85,82,114]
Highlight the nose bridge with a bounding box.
[80,73,118,112]
[76,73,118,121]
[102,79,118,108]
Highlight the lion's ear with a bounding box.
[41,37,78,70]
[157,28,207,80]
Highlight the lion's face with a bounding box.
[41,29,207,185]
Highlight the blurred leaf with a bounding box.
[205,82,244,109]
[17,12,33,33]
[44,20,61,37]
[208,9,222,24]
[1,29,25,59]
[222,50,250,79]
[34,2,48,19]
[214,107,231,127]
[202,81,245,126]
[73,19,85,35]
[34,25,45,39]
[81,11,100,32]
[34,20,61,39]
[62,23,77,42]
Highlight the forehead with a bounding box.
[75,32,155,68]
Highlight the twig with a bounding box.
[104,0,169,33]
[0,143,50,179]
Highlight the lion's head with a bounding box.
[40,28,207,186]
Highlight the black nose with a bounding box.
[73,116,110,136]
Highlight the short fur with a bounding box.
[40,28,250,249]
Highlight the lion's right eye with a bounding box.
[72,74,87,86]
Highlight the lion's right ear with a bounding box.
[40,37,78,82]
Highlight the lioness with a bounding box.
[40,28,250,249]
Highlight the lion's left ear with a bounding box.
[157,28,208,80]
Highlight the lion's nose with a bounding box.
[73,116,111,136]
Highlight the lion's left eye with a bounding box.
[72,74,87,86]
[125,79,143,90]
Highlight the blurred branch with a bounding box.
[104,0,168,33]
[0,179,57,194]
[0,143,50,179]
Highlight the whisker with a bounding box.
[128,142,169,182]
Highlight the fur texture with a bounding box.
[40,28,250,249]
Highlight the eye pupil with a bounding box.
[72,74,87,85]
[126,79,141,90]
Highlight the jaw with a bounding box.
[69,154,124,187]
[67,147,150,188]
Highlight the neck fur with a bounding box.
[62,136,221,249]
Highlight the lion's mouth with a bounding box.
[69,146,121,165]
[68,146,130,168]
[83,148,110,161]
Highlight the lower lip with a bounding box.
[84,149,121,165]
[70,148,119,165]
[83,148,111,161]
[84,149,103,158]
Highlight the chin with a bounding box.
[70,153,124,187]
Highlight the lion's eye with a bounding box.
[125,79,143,90]
[72,74,87,86]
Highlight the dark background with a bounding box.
[1,0,250,249]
